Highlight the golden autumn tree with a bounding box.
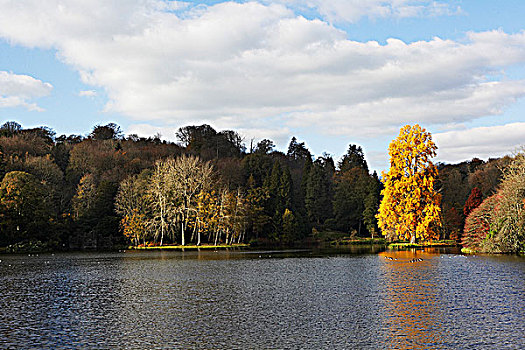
[377,124,441,243]
[115,173,150,246]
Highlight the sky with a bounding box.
[1,0,524,171]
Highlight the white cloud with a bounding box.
[0,1,523,158]
[78,90,97,97]
[0,71,52,111]
[434,122,525,164]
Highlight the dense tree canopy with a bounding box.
[89,123,123,140]
[0,120,514,251]
[0,171,52,245]
[377,124,441,243]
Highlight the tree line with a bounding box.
[0,120,522,253]
[0,121,381,250]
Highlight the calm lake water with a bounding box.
[0,247,523,349]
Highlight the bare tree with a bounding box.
[171,155,214,245]
[147,158,178,245]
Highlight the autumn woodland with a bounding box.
[0,121,523,254]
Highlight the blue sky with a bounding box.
[1,0,524,171]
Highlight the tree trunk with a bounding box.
[160,216,164,246]
[197,221,201,246]
[410,233,416,244]
[181,220,185,246]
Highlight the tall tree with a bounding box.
[0,121,22,137]
[72,174,98,219]
[147,158,177,245]
[305,159,333,226]
[254,139,275,154]
[377,124,441,243]
[115,172,150,246]
[176,125,244,159]
[287,137,311,161]
[362,171,381,238]
[176,124,217,149]
[242,153,273,187]
[338,144,368,173]
[171,155,214,245]
[89,123,123,140]
[0,171,50,245]
[333,167,369,233]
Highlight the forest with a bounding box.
[0,121,522,253]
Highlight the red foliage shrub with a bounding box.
[462,193,500,251]
[463,187,483,217]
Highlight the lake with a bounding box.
[0,248,523,349]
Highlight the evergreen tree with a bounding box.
[362,172,381,238]
[281,208,299,245]
[305,160,333,226]
[338,144,368,173]
[267,160,283,214]
[279,165,293,211]
[287,137,311,161]
[333,167,369,234]
[242,153,273,187]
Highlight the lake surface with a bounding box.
[0,248,523,349]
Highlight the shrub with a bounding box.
[463,151,525,253]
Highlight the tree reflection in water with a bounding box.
[379,249,444,349]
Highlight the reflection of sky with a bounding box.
[0,254,126,348]
[1,250,524,348]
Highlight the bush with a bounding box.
[463,151,525,253]
[462,194,499,252]
[6,240,51,253]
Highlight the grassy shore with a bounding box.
[130,243,250,250]
[388,240,459,249]
[461,246,525,255]
[313,230,386,246]
[331,237,386,245]
[460,247,476,254]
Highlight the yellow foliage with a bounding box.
[121,209,146,246]
[377,124,442,242]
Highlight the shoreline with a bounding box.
[388,240,459,249]
[130,243,250,250]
